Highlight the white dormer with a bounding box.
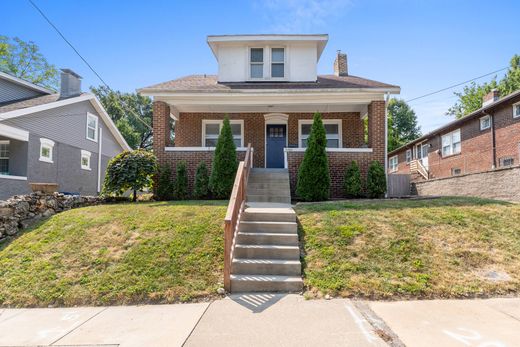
[207,34,328,83]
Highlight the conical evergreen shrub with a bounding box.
[209,116,238,199]
[366,160,386,198]
[156,164,174,201]
[296,112,330,201]
[174,160,189,200]
[193,161,210,199]
[343,161,362,198]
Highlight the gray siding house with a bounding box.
[0,70,130,200]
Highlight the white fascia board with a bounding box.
[0,123,29,141]
[0,71,53,95]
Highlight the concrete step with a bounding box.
[234,244,300,260]
[247,182,290,190]
[230,274,303,292]
[232,258,302,276]
[247,187,291,196]
[247,178,290,186]
[242,207,296,222]
[247,195,291,204]
[239,221,297,233]
[237,232,299,246]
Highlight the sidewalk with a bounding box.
[0,295,519,347]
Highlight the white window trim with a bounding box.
[513,102,520,119]
[389,155,398,173]
[248,45,287,81]
[441,129,461,157]
[480,115,491,130]
[249,47,265,80]
[405,149,412,163]
[81,150,92,171]
[0,140,9,174]
[201,119,244,148]
[270,47,286,80]
[39,138,54,163]
[86,112,99,142]
[298,119,342,148]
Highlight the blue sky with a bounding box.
[2,0,519,132]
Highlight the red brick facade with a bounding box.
[389,93,520,180]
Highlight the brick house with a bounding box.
[388,89,520,181]
[138,34,400,198]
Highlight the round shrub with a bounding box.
[366,160,386,198]
[343,161,362,198]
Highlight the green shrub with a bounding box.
[102,150,157,202]
[174,161,189,200]
[155,164,174,201]
[296,112,330,201]
[366,161,386,198]
[343,161,362,198]
[193,161,210,199]
[209,116,238,199]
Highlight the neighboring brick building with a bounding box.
[139,34,400,198]
[388,89,520,181]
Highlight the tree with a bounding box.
[366,161,386,199]
[343,161,362,198]
[91,86,154,150]
[296,112,330,201]
[387,99,422,152]
[174,161,189,200]
[448,55,520,119]
[102,150,157,202]
[193,161,210,199]
[0,36,58,90]
[209,117,238,199]
[155,164,174,201]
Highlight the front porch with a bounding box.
[0,124,30,199]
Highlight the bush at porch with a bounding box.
[209,116,238,199]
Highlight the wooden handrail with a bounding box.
[410,159,428,180]
[223,143,252,292]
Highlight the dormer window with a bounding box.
[250,48,264,79]
[271,48,285,78]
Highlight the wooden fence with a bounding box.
[387,174,411,197]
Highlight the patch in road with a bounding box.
[184,294,388,346]
[369,298,520,347]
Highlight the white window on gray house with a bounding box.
[86,113,99,142]
[271,48,285,78]
[405,149,412,163]
[500,157,514,167]
[250,48,264,79]
[203,120,243,148]
[39,138,54,163]
[451,168,461,176]
[0,140,9,174]
[513,103,520,119]
[389,155,398,172]
[480,115,491,130]
[441,129,461,156]
[299,120,341,148]
[81,150,92,170]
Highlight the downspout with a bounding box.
[97,127,103,193]
[384,92,390,198]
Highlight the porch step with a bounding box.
[239,221,297,233]
[248,182,291,190]
[247,187,291,196]
[230,274,303,293]
[247,194,291,204]
[232,258,302,276]
[242,206,296,222]
[234,244,300,260]
[237,232,299,246]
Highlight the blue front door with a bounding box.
[266,124,286,168]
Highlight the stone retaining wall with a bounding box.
[414,166,520,201]
[0,192,102,240]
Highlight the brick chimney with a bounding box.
[333,50,348,76]
[60,69,82,98]
[482,89,500,107]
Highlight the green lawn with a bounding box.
[0,201,227,307]
[296,197,520,299]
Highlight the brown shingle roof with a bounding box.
[139,74,399,92]
[0,93,90,114]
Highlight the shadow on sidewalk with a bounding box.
[229,293,286,313]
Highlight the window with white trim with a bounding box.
[39,138,54,163]
[405,149,412,163]
[513,103,520,119]
[86,113,99,142]
[202,120,243,147]
[441,129,461,156]
[271,48,285,78]
[250,48,264,79]
[299,120,341,148]
[480,115,491,130]
[0,140,9,174]
[389,155,398,172]
[81,150,91,170]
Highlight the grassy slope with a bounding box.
[297,197,520,299]
[0,201,227,307]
